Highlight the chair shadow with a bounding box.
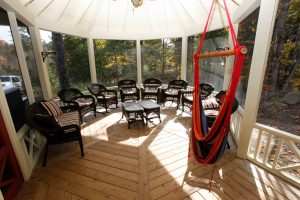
[26,106,239,200]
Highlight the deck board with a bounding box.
[16,108,300,200]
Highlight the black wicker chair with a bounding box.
[203,90,239,127]
[58,88,96,122]
[182,83,215,111]
[25,100,84,166]
[88,83,118,113]
[161,79,188,109]
[141,78,162,103]
[118,79,140,102]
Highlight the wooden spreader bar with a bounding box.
[195,47,247,58]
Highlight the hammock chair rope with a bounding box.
[191,0,247,165]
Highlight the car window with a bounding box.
[0,77,10,82]
[12,77,18,82]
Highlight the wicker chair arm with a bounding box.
[40,126,65,137]
[181,90,193,96]
[60,104,78,112]
[80,94,95,100]
[94,93,105,99]
[62,124,81,132]
[105,89,118,95]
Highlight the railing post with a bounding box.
[237,0,279,158]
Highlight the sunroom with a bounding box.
[0,0,299,199]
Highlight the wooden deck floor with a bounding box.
[16,105,300,200]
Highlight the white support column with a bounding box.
[87,38,97,83]
[0,83,31,181]
[7,12,35,104]
[136,40,142,87]
[223,24,239,90]
[237,0,279,158]
[28,26,53,99]
[181,36,188,81]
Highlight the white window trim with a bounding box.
[88,38,97,83]
[136,40,142,87]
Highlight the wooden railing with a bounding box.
[17,125,45,170]
[247,123,300,188]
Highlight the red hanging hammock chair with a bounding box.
[191,0,247,165]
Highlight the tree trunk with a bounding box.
[270,0,291,92]
[281,24,300,92]
[52,33,70,89]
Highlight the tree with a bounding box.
[64,35,90,89]
[52,32,70,89]
[269,0,292,92]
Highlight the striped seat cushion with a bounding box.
[123,88,137,94]
[202,98,220,110]
[41,100,63,117]
[165,89,179,95]
[57,111,80,127]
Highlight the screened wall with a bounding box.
[41,30,91,94]
[187,29,228,91]
[141,38,182,84]
[94,39,137,87]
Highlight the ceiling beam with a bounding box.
[0,0,34,26]
[176,0,198,26]
[167,0,186,36]
[121,0,130,33]
[233,0,260,23]
[36,0,54,17]
[87,0,104,35]
[75,0,94,26]
[56,0,71,22]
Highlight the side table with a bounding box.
[122,102,145,129]
[137,100,161,125]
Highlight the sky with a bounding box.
[0,25,52,44]
[0,26,13,44]
[40,30,52,43]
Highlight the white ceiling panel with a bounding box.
[17,0,244,39]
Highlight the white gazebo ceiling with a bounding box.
[19,0,244,40]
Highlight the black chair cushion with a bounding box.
[34,114,60,129]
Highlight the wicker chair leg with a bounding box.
[79,137,84,157]
[79,110,83,122]
[43,143,49,167]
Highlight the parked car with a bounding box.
[0,75,24,92]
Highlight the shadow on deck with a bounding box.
[16,104,300,200]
